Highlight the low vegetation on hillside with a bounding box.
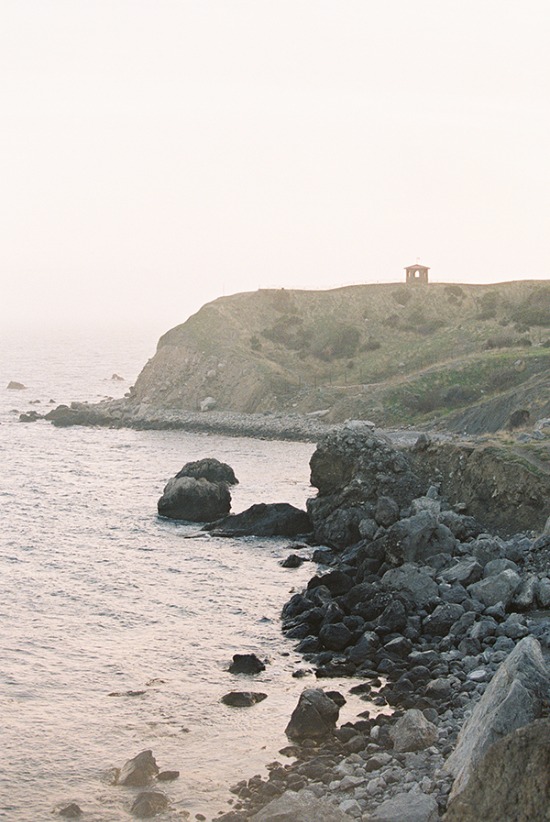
[133,280,550,432]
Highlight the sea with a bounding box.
[0,323,365,821]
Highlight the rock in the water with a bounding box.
[157,475,231,521]
[157,770,180,781]
[111,373,124,381]
[118,750,159,787]
[444,718,550,822]
[285,688,341,741]
[175,457,238,485]
[59,804,82,818]
[444,636,550,799]
[130,791,168,818]
[250,788,350,821]
[369,792,439,821]
[221,691,267,707]
[228,653,266,674]
[205,502,311,537]
[7,380,26,390]
[389,708,438,752]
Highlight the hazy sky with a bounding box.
[1,0,549,331]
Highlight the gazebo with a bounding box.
[405,263,429,284]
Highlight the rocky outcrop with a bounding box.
[157,458,236,521]
[444,636,550,799]
[157,475,231,521]
[444,718,550,822]
[205,502,311,537]
[409,439,550,536]
[307,426,426,547]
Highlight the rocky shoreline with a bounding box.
[31,403,550,819]
[207,426,550,821]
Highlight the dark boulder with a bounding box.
[221,691,267,707]
[157,476,231,521]
[228,654,266,674]
[285,688,342,741]
[175,457,238,485]
[59,805,82,818]
[205,502,311,537]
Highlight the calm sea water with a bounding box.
[0,325,362,821]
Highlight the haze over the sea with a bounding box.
[1,0,549,333]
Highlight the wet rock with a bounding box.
[389,708,438,752]
[444,637,550,799]
[445,718,550,822]
[130,791,168,818]
[280,554,304,568]
[205,502,311,537]
[222,692,268,707]
[285,688,341,741]
[19,410,42,422]
[157,770,180,781]
[158,475,231,521]
[229,654,266,674]
[118,750,159,787]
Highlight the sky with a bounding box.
[1,0,549,333]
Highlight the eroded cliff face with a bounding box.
[409,441,550,536]
[308,428,550,539]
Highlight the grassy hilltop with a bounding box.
[132,280,550,433]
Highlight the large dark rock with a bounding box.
[175,457,238,485]
[221,691,267,707]
[444,718,550,822]
[118,750,159,787]
[157,475,231,521]
[228,653,266,674]
[285,688,342,741]
[204,502,311,537]
[444,637,550,799]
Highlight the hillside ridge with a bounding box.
[131,280,550,433]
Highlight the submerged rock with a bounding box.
[221,691,267,707]
[130,791,168,818]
